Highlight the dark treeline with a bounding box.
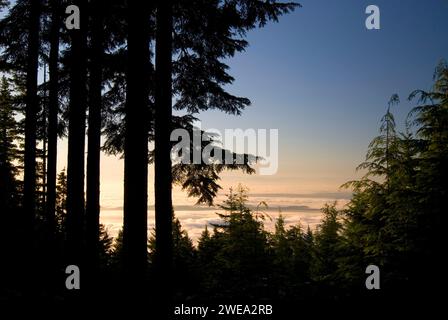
[0,0,447,316]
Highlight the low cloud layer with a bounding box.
[100,191,350,243]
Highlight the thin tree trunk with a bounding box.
[66,0,88,265]
[23,0,41,239]
[154,0,174,305]
[42,63,47,209]
[123,0,150,292]
[46,0,61,240]
[86,0,104,282]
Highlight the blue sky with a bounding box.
[196,0,448,191]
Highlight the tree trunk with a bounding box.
[66,0,88,265]
[86,0,104,283]
[154,0,174,305]
[45,0,61,245]
[123,0,150,293]
[23,0,40,240]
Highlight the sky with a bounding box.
[3,0,448,240]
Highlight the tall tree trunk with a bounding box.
[46,0,61,241]
[154,0,173,305]
[43,0,61,293]
[123,0,150,292]
[66,0,88,265]
[86,0,104,283]
[23,0,41,240]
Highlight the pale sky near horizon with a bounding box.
[3,0,448,240]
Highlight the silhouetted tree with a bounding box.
[45,0,62,248]
[270,214,313,299]
[149,217,197,300]
[122,0,151,293]
[197,185,270,300]
[111,228,124,273]
[0,75,21,299]
[154,0,174,305]
[55,168,67,236]
[23,0,41,244]
[98,223,113,268]
[86,0,105,282]
[0,77,20,213]
[65,0,88,266]
[312,203,342,296]
[406,61,448,297]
